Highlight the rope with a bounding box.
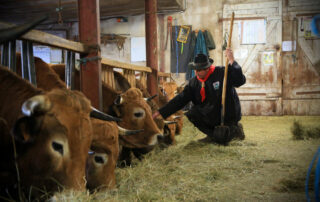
[56,0,63,24]
[306,146,320,202]
[77,56,101,66]
[175,26,179,76]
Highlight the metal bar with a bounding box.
[1,42,9,66]
[27,41,37,86]
[70,51,75,90]
[8,40,16,72]
[65,50,71,88]
[21,41,29,80]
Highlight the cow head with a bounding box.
[12,89,93,196]
[162,82,179,100]
[111,88,162,148]
[86,119,119,191]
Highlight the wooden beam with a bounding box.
[219,17,265,23]
[101,57,151,73]
[296,12,320,17]
[78,0,102,109]
[145,0,159,100]
[158,72,170,77]
[0,23,90,53]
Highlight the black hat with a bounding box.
[188,54,214,70]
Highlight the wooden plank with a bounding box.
[219,17,265,23]
[224,8,279,16]
[288,0,320,7]
[288,6,320,12]
[298,37,318,65]
[158,72,170,77]
[0,22,89,53]
[101,57,152,73]
[296,91,320,95]
[223,1,279,11]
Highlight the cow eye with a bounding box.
[52,141,64,155]
[134,112,144,118]
[94,156,105,164]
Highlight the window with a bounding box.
[131,37,146,62]
[240,19,266,45]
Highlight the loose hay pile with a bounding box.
[291,120,320,140]
[54,116,320,201]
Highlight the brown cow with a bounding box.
[0,66,93,199]
[86,119,119,190]
[50,65,163,147]
[161,81,184,135]
[51,65,163,167]
[136,79,177,145]
[14,54,121,191]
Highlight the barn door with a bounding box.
[281,0,320,115]
[223,1,283,115]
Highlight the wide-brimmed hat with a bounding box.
[188,53,214,70]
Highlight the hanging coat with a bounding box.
[194,30,207,57]
[203,30,216,52]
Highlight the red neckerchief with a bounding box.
[196,65,215,102]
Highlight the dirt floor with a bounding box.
[55,116,320,201]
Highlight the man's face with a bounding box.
[195,68,209,79]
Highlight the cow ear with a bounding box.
[12,116,43,142]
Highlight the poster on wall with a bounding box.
[282,41,296,52]
[262,51,274,66]
[171,25,192,74]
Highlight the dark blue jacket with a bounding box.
[159,62,246,133]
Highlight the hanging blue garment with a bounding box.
[194,30,207,57]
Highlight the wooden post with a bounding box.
[78,0,102,109]
[145,0,159,100]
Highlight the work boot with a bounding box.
[231,123,245,140]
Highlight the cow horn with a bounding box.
[21,95,52,116]
[182,110,188,114]
[0,15,48,44]
[118,126,144,136]
[144,94,158,102]
[173,115,182,119]
[164,120,177,124]
[90,107,122,122]
[114,95,124,105]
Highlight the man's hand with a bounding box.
[225,48,235,65]
[152,111,160,119]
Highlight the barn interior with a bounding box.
[0,0,320,201]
